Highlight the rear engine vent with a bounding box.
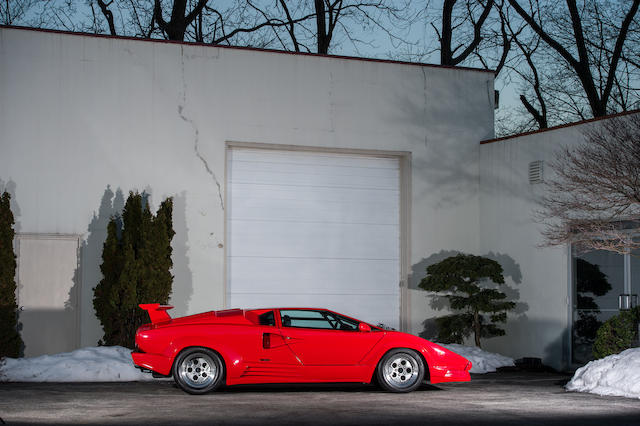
[528,160,544,184]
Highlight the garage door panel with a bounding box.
[232,150,398,169]
[231,160,400,180]
[228,257,398,294]
[230,190,399,224]
[229,221,399,259]
[230,184,398,204]
[230,169,398,190]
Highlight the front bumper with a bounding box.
[429,364,471,384]
[131,351,173,376]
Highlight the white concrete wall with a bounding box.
[0,27,494,348]
[478,122,609,370]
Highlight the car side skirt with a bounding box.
[227,365,373,386]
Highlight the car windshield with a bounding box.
[279,310,360,330]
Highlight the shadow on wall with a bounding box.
[76,186,125,347]
[483,316,570,372]
[389,81,494,209]
[170,191,193,317]
[411,250,529,343]
[390,84,541,208]
[72,186,194,346]
[20,309,81,357]
[66,237,82,353]
[0,179,21,233]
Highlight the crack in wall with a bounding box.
[178,46,225,211]
[421,67,429,151]
[329,71,336,133]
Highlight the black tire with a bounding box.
[376,348,425,393]
[172,347,224,394]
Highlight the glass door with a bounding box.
[629,250,640,309]
[572,249,624,365]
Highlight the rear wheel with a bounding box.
[173,347,224,394]
[376,348,425,393]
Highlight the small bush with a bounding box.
[592,307,640,359]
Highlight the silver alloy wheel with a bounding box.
[178,352,217,389]
[382,353,420,389]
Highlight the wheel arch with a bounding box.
[371,346,430,383]
[171,345,228,383]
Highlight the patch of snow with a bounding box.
[566,348,640,399]
[0,346,154,382]
[439,343,515,374]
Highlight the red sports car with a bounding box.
[132,304,471,394]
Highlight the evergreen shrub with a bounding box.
[592,307,640,359]
[93,191,174,348]
[0,192,23,358]
[419,253,515,348]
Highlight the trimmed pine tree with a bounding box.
[0,192,23,358]
[419,253,515,348]
[93,191,174,348]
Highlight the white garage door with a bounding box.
[227,147,400,329]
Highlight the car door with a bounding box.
[278,309,384,366]
[251,310,301,365]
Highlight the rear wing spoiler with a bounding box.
[139,303,174,324]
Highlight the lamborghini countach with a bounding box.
[132,304,471,394]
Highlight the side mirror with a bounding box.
[358,323,371,332]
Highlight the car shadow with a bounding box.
[206,382,444,393]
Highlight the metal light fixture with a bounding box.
[619,293,638,310]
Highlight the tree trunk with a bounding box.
[520,95,548,129]
[474,310,482,348]
[440,0,455,65]
[315,0,329,54]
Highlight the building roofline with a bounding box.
[481,109,640,145]
[1,24,496,74]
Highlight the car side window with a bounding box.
[279,310,359,331]
[331,313,359,331]
[280,310,335,329]
[258,310,275,326]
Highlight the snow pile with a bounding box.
[566,348,640,399]
[0,346,154,382]
[439,343,515,373]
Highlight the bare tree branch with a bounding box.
[538,113,640,254]
[508,0,640,118]
[96,0,117,36]
[440,0,495,66]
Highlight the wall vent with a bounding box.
[528,160,544,184]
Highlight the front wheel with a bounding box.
[173,347,224,394]
[376,348,425,393]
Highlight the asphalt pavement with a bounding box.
[1,371,640,425]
